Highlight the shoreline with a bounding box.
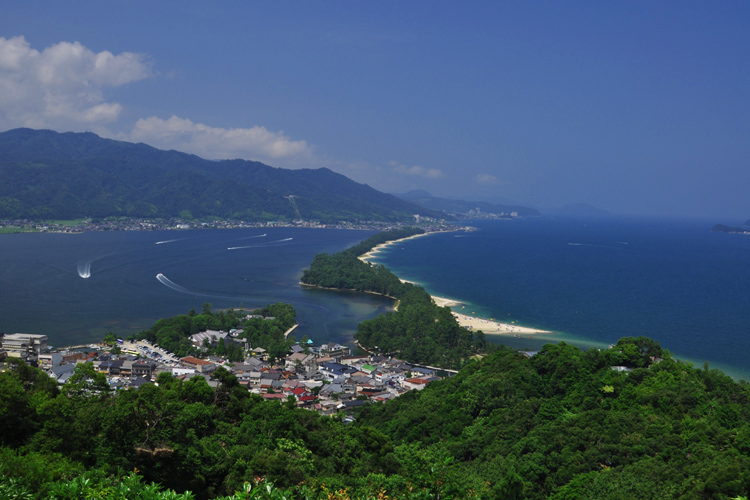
[358,231,555,337]
[300,282,400,309]
[433,292,553,336]
[357,232,433,264]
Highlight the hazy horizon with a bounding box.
[2,2,749,218]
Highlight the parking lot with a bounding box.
[121,340,180,364]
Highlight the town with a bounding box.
[0,329,450,418]
[0,216,460,234]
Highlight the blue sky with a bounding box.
[2,1,749,217]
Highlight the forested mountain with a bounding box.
[2,338,750,499]
[0,128,446,222]
[357,338,750,499]
[395,189,539,217]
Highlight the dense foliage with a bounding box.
[357,337,750,499]
[135,303,296,362]
[0,128,446,222]
[300,227,426,297]
[301,229,484,368]
[2,337,750,499]
[0,357,464,499]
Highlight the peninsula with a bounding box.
[357,231,554,337]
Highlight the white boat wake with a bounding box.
[156,239,181,245]
[77,259,92,279]
[228,237,293,250]
[156,273,193,294]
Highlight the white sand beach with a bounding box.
[359,231,554,336]
[450,311,552,335]
[432,295,551,334]
[358,232,431,264]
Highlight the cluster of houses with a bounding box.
[1,331,445,416]
[231,343,444,414]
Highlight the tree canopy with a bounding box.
[2,338,750,499]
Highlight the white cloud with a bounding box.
[129,115,313,162]
[0,36,151,130]
[390,161,443,179]
[475,173,498,184]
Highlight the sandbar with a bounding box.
[450,311,552,335]
[359,231,553,336]
[358,232,431,263]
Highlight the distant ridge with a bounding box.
[0,128,446,222]
[394,189,538,217]
[711,224,750,235]
[542,203,611,216]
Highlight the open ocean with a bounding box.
[2,217,749,380]
[367,216,750,381]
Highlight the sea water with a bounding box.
[4,218,749,380]
[368,216,750,381]
[0,227,393,347]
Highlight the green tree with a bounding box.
[103,332,117,346]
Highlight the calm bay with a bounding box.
[4,217,750,381]
[0,227,393,348]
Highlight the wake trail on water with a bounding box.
[77,243,164,279]
[155,239,183,245]
[568,242,629,250]
[154,274,335,318]
[76,257,100,279]
[236,233,267,241]
[154,273,281,303]
[223,233,267,247]
[155,273,193,294]
[227,237,293,250]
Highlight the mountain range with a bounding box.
[0,128,446,222]
[394,189,539,217]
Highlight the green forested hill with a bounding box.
[357,338,750,499]
[0,128,446,222]
[2,337,750,499]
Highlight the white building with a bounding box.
[1,333,48,358]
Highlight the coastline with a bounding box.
[358,231,555,337]
[357,232,433,264]
[300,282,400,309]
